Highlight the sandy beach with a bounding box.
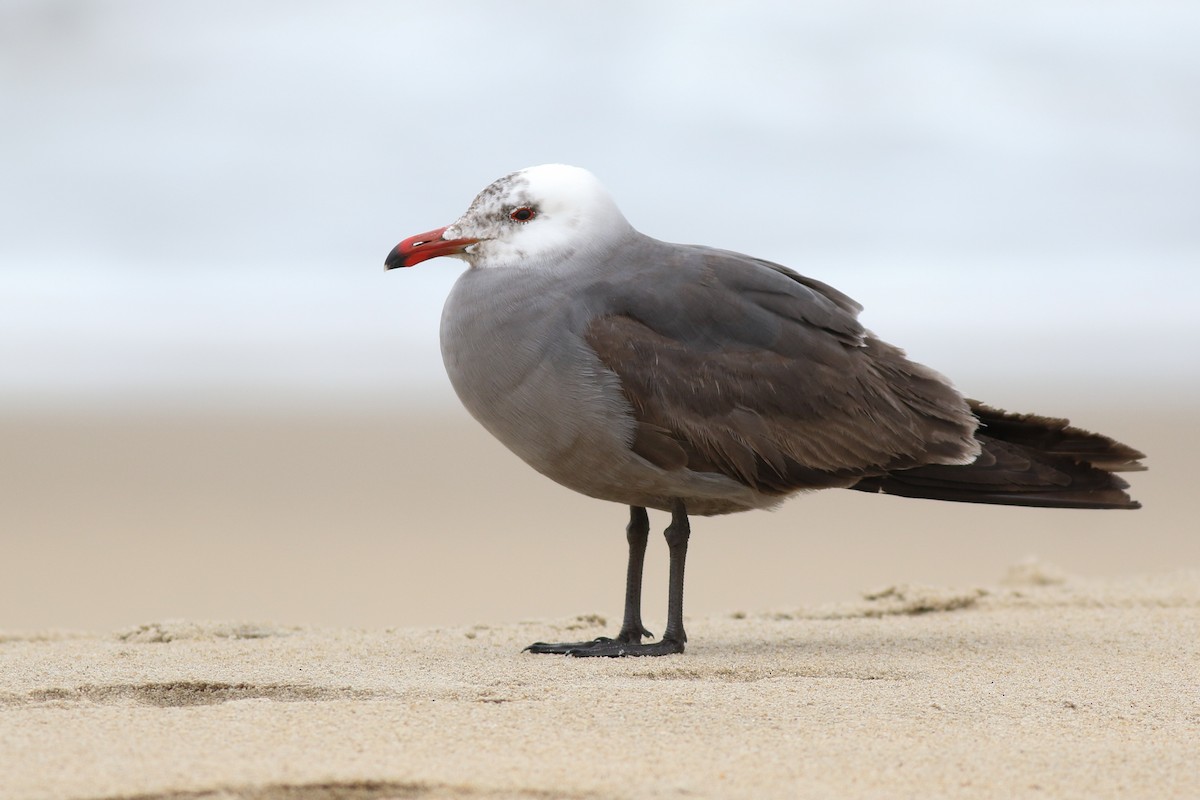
[2,407,1197,798]
[2,567,1198,799]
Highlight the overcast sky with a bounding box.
[2,1,1197,410]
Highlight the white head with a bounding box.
[385,164,634,271]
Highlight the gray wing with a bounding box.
[580,244,981,494]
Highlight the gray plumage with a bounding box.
[441,235,985,515]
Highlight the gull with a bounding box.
[385,164,1144,657]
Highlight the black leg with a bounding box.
[525,506,651,654]
[525,501,690,658]
[660,498,690,648]
[616,505,654,643]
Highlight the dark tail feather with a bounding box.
[965,401,1146,472]
[849,403,1145,510]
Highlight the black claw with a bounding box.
[525,636,685,658]
[615,626,653,641]
[524,637,616,655]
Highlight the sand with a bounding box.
[2,407,1197,798]
[2,566,1198,800]
[2,408,1196,633]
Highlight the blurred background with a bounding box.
[2,1,1197,634]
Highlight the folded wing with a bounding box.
[582,246,981,495]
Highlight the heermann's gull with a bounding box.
[385,164,1144,658]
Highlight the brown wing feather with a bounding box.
[585,313,980,495]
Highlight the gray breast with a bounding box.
[440,266,632,482]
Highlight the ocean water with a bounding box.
[2,1,1198,410]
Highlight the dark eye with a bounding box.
[509,206,536,222]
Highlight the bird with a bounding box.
[384,164,1145,658]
